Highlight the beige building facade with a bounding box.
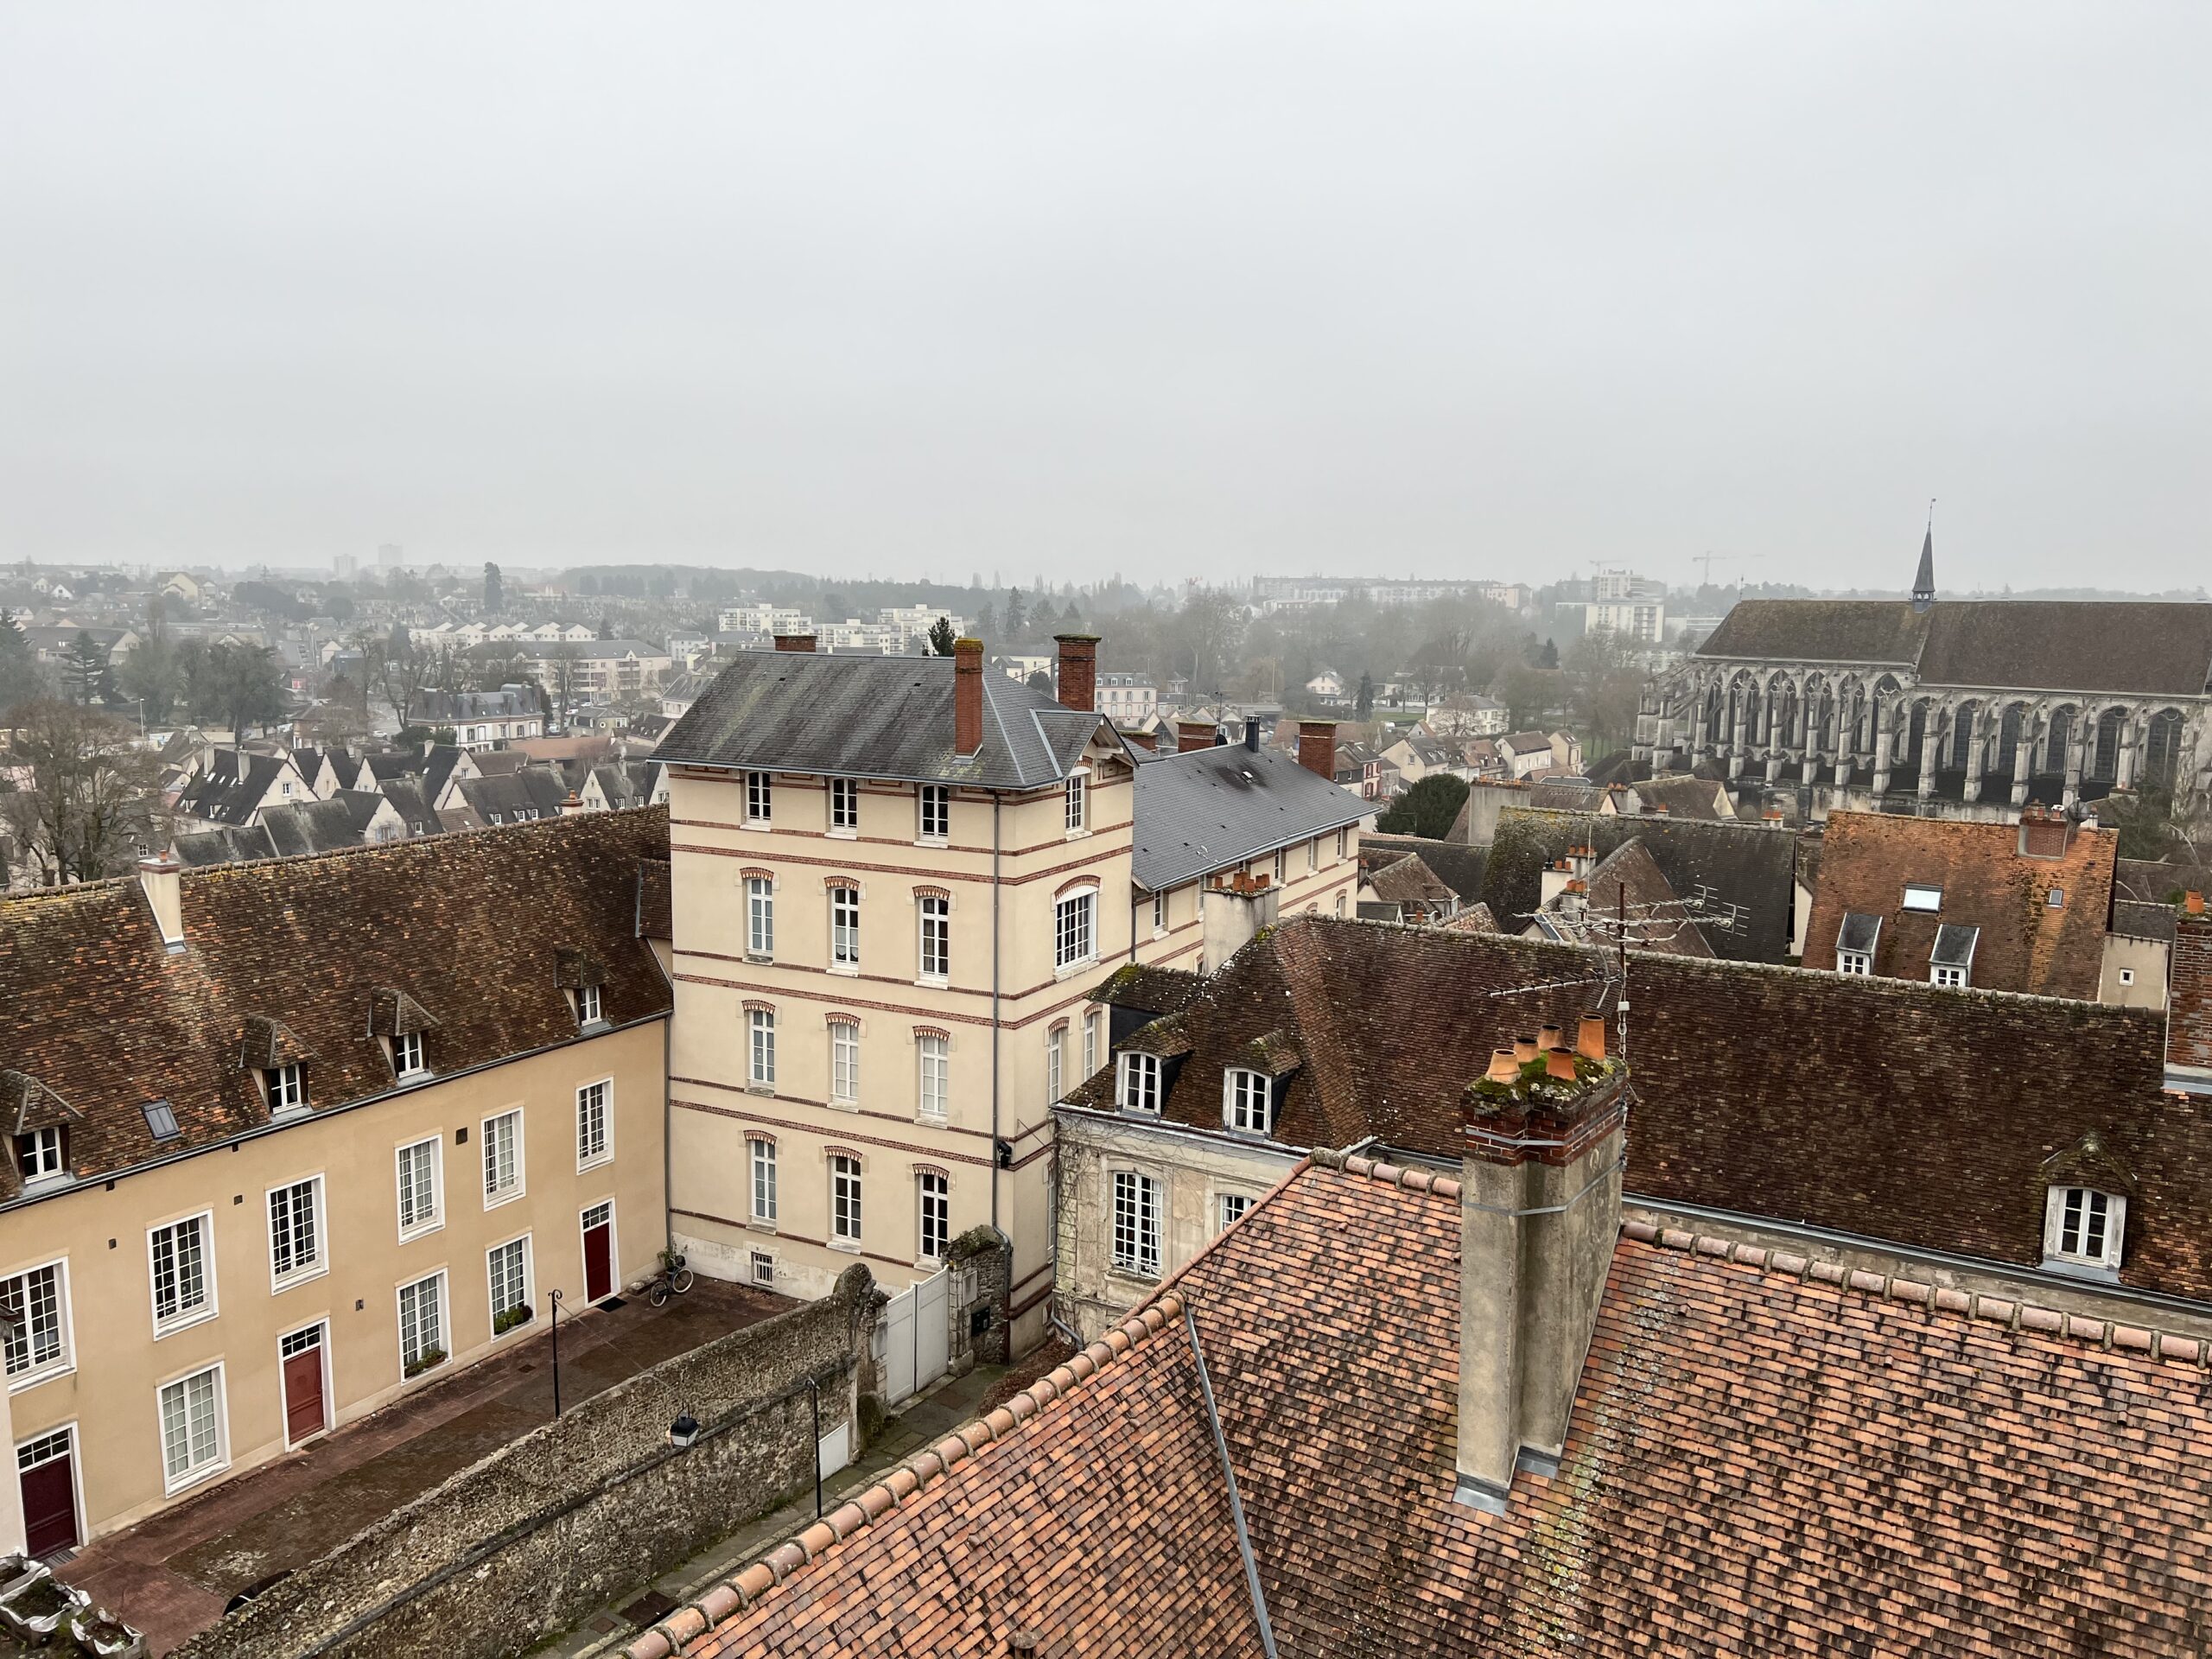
[0,810,673,1551]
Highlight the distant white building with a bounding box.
[1583,569,1667,644]
[717,604,811,636]
[1096,673,1157,725]
[1306,668,1349,702]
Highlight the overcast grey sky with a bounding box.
[3,3,2207,591]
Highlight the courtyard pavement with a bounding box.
[59,1281,785,1658]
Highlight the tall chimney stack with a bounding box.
[138,849,186,951]
[1201,869,1280,974]
[1243,717,1262,752]
[954,638,985,755]
[1296,720,1338,780]
[1455,1021,1624,1512]
[2167,892,2211,1097]
[773,633,817,653]
[1177,719,1215,753]
[1053,634,1099,714]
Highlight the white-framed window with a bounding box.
[1931,963,1967,989]
[745,771,772,824]
[393,1031,428,1080]
[1118,1052,1161,1114]
[576,1079,612,1169]
[918,1033,950,1121]
[1903,882,1942,912]
[830,777,860,832]
[750,1138,778,1223]
[830,1021,860,1105]
[747,876,775,957]
[578,983,604,1027]
[268,1176,324,1287]
[1224,1069,1272,1135]
[1111,1170,1160,1276]
[1336,828,1349,861]
[830,1155,862,1245]
[1307,837,1319,873]
[1836,950,1872,976]
[748,1009,777,1087]
[1055,888,1096,970]
[830,886,861,968]
[1083,1010,1101,1078]
[268,1062,306,1115]
[1065,770,1089,834]
[16,1126,65,1184]
[749,1249,776,1287]
[398,1272,448,1376]
[1152,890,1166,936]
[2044,1185,2125,1272]
[483,1109,524,1205]
[487,1237,532,1334]
[918,784,950,842]
[1334,892,1345,918]
[149,1213,214,1332]
[1217,1192,1254,1234]
[918,1170,950,1262]
[918,893,950,982]
[0,1262,69,1382]
[1273,849,1287,886]
[396,1137,442,1238]
[158,1364,226,1491]
[2119,968,2136,987]
[1046,1025,1065,1105]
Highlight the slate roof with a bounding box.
[1360,833,1491,904]
[1483,806,1797,963]
[1633,773,1733,819]
[1530,838,1713,957]
[258,792,391,857]
[175,750,299,826]
[643,1154,2212,1659]
[1802,811,2119,999]
[657,651,1104,790]
[1061,915,2212,1300]
[1358,848,1457,908]
[171,825,276,868]
[1699,597,2212,697]
[378,775,441,836]
[0,810,672,1205]
[2112,899,2177,944]
[1130,742,1369,892]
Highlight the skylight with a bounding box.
[1902,884,1942,912]
[143,1099,181,1141]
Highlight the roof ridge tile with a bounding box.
[1622,1217,2212,1368]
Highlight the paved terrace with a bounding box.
[59,1281,785,1658]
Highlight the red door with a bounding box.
[18,1432,78,1558]
[282,1327,326,1445]
[583,1205,613,1303]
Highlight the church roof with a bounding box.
[1699,597,2212,698]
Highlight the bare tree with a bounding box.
[0,700,165,885]
[543,643,583,731]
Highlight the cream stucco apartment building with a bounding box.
[654,635,1366,1352]
[0,810,673,1553]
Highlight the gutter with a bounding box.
[990,793,1002,1238]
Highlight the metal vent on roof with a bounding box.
[143,1100,181,1141]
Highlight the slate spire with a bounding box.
[1911,505,1936,612]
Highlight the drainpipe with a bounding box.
[990,793,1002,1238]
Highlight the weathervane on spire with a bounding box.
[1911,498,1936,612]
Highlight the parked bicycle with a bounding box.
[647,1249,695,1307]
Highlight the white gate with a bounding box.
[876,1267,950,1408]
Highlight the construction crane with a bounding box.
[1693,551,1766,586]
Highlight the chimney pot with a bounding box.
[1576,1014,1607,1061]
[1512,1036,1539,1065]
[1484,1048,1520,1084]
[2188,890,2206,917]
[772,633,817,653]
[1052,633,1099,714]
[1544,1047,1578,1081]
[954,638,985,755]
[1536,1023,1563,1051]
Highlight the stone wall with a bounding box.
[180,1266,880,1659]
[944,1224,1013,1368]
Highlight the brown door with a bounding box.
[18,1431,78,1558]
[282,1327,326,1444]
[583,1204,613,1303]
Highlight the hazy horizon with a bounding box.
[4,4,2208,591]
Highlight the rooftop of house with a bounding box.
[1802,809,2118,999]
[258,791,392,857]
[635,1153,2212,1659]
[1359,832,1491,905]
[1088,960,1211,1021]
[1061,914,2211,1301]
[175,750,301,825]
[1632,772,1734,818]
[1697,596,2212,696]
[0,809,672,1205]
[1358,847,1458,908]
[1528,837,1713,957]
[657,650,1104,790]
[1130,736,1369,893]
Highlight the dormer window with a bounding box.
[1835,912,1880,976]
[1223,1070,1271,1135]
[16,1126,66,1184]
[1118,1052,1161,1114]
[394,1031,429,1080]
[268,1063,306,1116]
[2044,1185,2125,1274]
[1902,883,1942,912]
[579,983,603,1027]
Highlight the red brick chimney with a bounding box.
[773,634,817,653]
[1177,719,1215,753]
[1297,720,1338,779]
[1053,634,1098,714]
[953,638,984,754]
[2171,892,2211,1094]
[1122,728,1158,753]
[2019,802,2070,858]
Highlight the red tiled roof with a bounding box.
[644,1155,2212,1658]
